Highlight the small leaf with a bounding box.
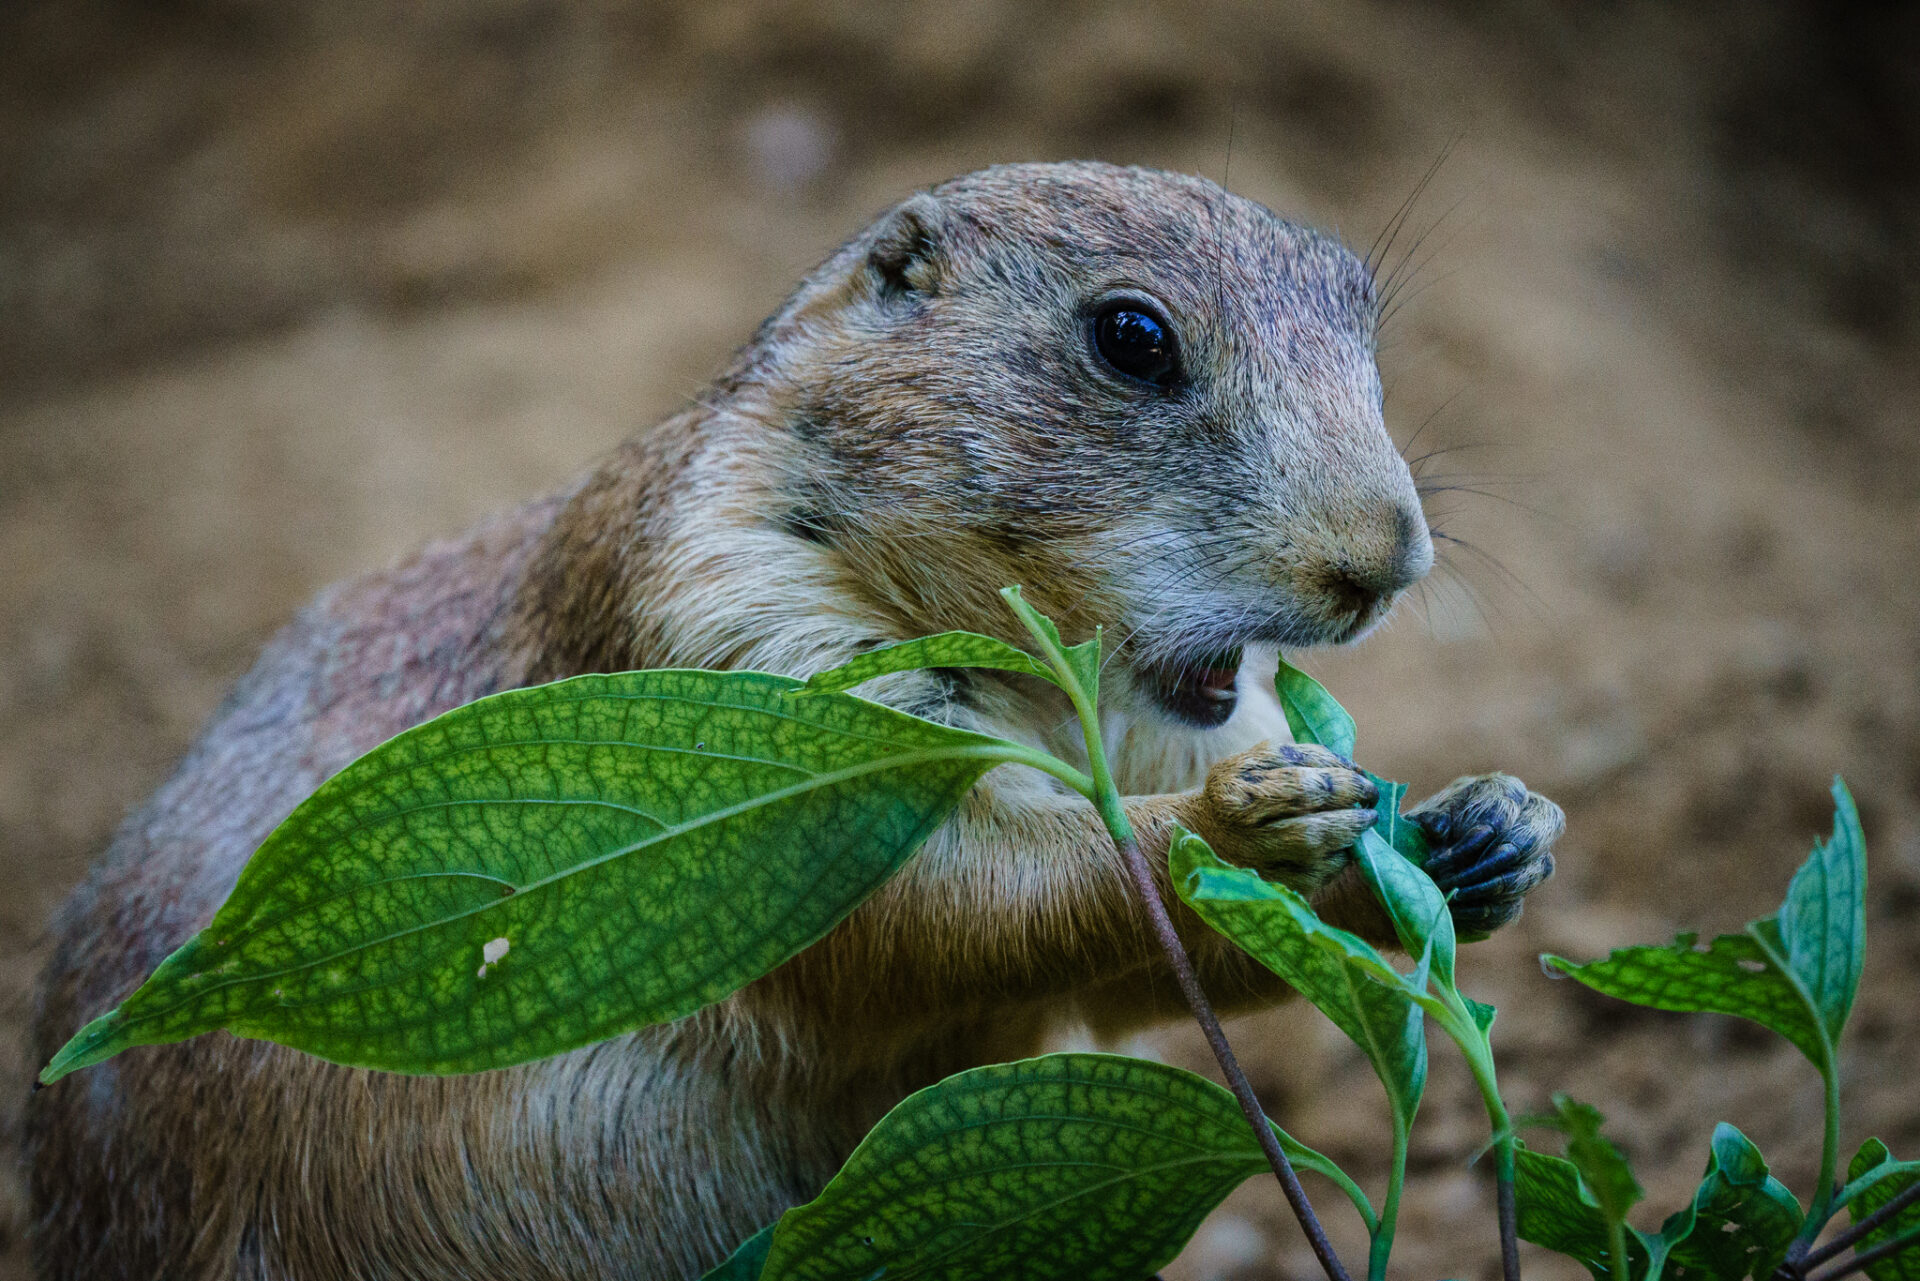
[758,1052,1370,1281]
[1519,1121,1803,1281]
[1270,664,1451,969]
[1847,1140,1920,1281]
[1275,657,1357,761]
[1172,830,1427,1142]
[796,632,1058,696]
[999,586,1101,702]
[1514,1145,1618,1278]
[44,671,1026,1081]
[1542,929,1827,1067]
[1777,778,1867,1046]
[1354,828,1457,990]
[1546,782,1866,1084]
[1661,1124,1802,1281]
[1368,773,1431,866]
[702,1223,776,1281]
[1552,1094,1644,1227]
[1514,1102,1647,1279]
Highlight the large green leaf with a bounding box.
[1172,830,1427,1137]
[758,1052,1371,1281]
[796,632,1058,696]
[1275,657,1357,761]
[44,670,1028,1081]
[1847,1140,1920,1281]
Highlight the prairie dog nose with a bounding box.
[1322,502,1432,613]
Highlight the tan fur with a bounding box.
[27,162,1554,1280]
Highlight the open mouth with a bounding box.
[1142,644,1244,728]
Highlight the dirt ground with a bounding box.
[3,2,1917,1278]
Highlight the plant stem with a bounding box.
[1606,1221,1630,1281]
[1802,1179,1920,1272]
[1108,828,1352,1281]
[1813,1064,1842,1232]
[1007,597,1351,1281]
[1807,1221,1920,1281]
[1440,999,1521,1281]
[1370,1113,1410,1281]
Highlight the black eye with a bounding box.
[1092,302,1179,388]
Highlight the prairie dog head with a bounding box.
[758,161,1430,728]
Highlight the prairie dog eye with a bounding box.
[1092,301,1179,388]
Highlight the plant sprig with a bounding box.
[39,589,1913,1281]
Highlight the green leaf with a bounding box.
[1847,1140,1920,1281]
[1270,662,1453,969]
[1514,1145,1618,1279]
[1552,1094,1644,1227]
[1172,830,1427,1136]
[43,670,1026,1082]
[1542,929,1827,1067]
[1777,778,1867,1046]
[795,632,1058,696]
[1660,1124,1802,1281]
[758,1052,1371,1281]
[1275,656,1357,761]
[1518,1123,1803,1281]
[1544,781,1866,1078]
[999,586,1102,703]
[1354,828,1457,990]
[1368,773,1430,866]
[702,1223,776,1281]
[1514,1102,1647,1281]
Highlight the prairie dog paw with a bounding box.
[1181,742,1379,890]
[1409,773,1563,937]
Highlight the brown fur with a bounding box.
[27,162,1557,1280]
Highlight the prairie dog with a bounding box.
[28,161,1562,1280]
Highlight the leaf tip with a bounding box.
[40,1007,129,1086]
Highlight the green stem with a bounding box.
[1606,1220,1630,1281]
[987,743,1096,801]
[1436,996,1521,1281]
[1811,1063,1842,1234]
[1789,1060,1844,1249]
[1006,594,1352,1281]
[1370,1111,1411,1281]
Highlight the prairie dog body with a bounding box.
[28,162,1562,1280]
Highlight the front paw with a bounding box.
[1409,773,1562,937]
[1181,742,1380,890]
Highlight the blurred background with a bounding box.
[2,2,1916,1277]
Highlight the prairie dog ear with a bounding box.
[865,192,946,300]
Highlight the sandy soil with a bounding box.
[3,3,1916,1278]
